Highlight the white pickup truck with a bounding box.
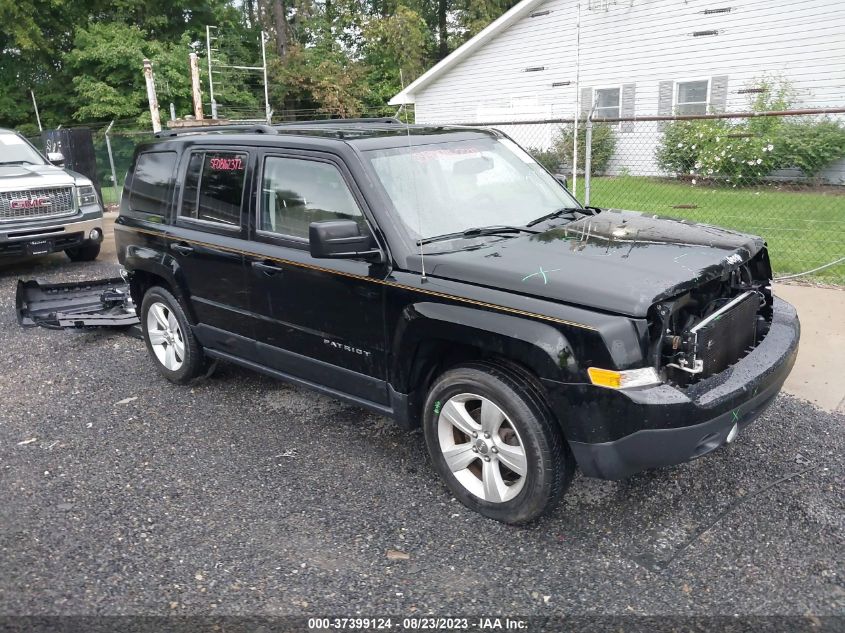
[0,128,104,261]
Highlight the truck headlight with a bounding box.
[588,366,662,389]
[77,184,99,207]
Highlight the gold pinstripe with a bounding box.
[118,225,597,331]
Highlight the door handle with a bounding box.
[170,242,194,255]
[251,260,283,275]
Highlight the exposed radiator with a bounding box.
[690,291,761,376]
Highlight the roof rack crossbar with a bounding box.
[275,117,400,126]
[155,124,278,138]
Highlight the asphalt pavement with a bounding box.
[0,252,843,625]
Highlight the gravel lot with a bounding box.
[1,253,843,624]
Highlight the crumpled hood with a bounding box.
[416,210,766,317]
[0,163,75,190]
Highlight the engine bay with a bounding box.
[649,250,774,386]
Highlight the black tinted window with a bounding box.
[260,157,363,239]
[180,151,247,226]
[128,151,178,219]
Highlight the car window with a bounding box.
[0,133,47,165]
[127,151,178,220]
[366,137,576,243]
[260,156,364,239]
[180,151,247,226]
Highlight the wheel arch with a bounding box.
[126,256,197,324]
[390,302,581,429]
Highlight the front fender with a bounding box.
[390,301,582,393]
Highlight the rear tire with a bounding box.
[422,361,574,524]
[65,241,101,262]
[140,286,205,384]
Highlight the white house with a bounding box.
[390,0,845,182]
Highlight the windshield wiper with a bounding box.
[527,205,601,227]
[0,160,35,165]
[417,225,538,246]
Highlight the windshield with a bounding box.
[0,133,47,165]
[365,136,579,243]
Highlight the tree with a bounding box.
[0,0,520,130]
[361,5,431,107]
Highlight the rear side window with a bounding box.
[180,151,247,226]
[127,151,178,220]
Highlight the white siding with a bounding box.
[411,0,845,181]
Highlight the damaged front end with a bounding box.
[648,249,774,386]
[16,274,140,330]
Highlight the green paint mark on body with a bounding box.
[434,400,442,414]
[522,266,562,284]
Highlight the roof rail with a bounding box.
[276,117,400,126]
[155,124,278,138]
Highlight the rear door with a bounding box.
[243,150,389,405]
[168,146,258,361]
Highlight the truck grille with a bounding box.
[692,292,760,376]
[0,187,76,222]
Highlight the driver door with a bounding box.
[244,151,390,405]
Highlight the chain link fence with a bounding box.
[93,129,155,206]
[456,109,845,284]
[25,127,154,207]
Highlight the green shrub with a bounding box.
[657,117,845,184]
[655,77,845,184]
[527,147,565,173]
[779,119,845,178]
[527,122,617,175]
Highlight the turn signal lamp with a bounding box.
[587,367,662,389]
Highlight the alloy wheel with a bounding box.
[146,301,185,371]
[436,392,528,503]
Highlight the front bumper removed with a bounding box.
[560,297,800,480]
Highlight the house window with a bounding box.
[593,88,620,119]
[676,80,709,115]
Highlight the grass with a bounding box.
[100,185,121,206]
[572,176,845,283]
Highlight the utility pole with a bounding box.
[572,1,581,198]
[189,52,204,120]
[142,59,162,133]
[206,26,216,118]
[261,30,271,124]
[30,89,42,132]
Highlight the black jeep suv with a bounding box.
[116,119,799,524]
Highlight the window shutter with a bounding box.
[620,83,636,132]
[709,75,729,112]
[658,81,674,116]
[580,87,593,117]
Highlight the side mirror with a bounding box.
[309,220,382,261]
[47,152,65,166]
[554,174,568,189]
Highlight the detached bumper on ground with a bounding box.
[558,297,800,480]
[16,276,139,329]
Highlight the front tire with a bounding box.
[422,362,574,524]
[65,241,101,262]
[140,286,205,384]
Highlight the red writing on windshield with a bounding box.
[412,148,481,163]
